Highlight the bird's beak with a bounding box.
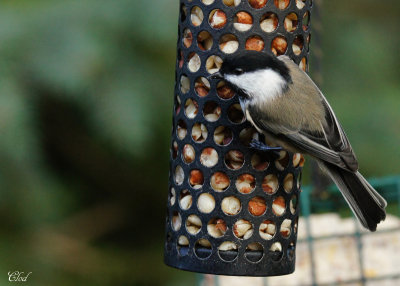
[208,71,223,80]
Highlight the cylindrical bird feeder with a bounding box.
[165,0,311,276]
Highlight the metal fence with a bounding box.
[199,175,400,286]
[298,176,400,286]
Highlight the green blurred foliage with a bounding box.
[0,0,398,285]
[318,0,400,177]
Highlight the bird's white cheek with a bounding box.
[226,69,286,103]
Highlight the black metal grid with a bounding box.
[165,0,313,276]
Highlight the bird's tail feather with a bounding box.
[319,162,387,231]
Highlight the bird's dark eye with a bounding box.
[233,68,244,75]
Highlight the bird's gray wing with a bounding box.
[246,63,358,172]
[248,101,358,171]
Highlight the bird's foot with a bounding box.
[250,139,282,156]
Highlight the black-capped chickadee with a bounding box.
[211,51,386,231]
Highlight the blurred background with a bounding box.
[0,0,399,285]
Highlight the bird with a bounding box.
[210,51,387,231]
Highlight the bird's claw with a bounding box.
[250,139,282,156]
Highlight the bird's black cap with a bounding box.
[220,51,291,83]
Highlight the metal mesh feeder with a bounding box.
[165,0,312,277]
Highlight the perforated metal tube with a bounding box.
[165,0,312,276]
